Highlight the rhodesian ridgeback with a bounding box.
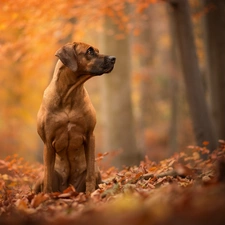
[35,42,116,193]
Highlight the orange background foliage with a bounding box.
[0,0,198,162]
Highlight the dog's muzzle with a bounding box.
[102,55,116,73]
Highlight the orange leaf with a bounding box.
[203,141,209,146]
[31,193,49,208]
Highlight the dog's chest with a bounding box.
[51,102,96,154]
[66,103,96,132]
[70,91,95,127]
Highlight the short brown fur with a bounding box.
[34,42,116,193]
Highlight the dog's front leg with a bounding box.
[43,144,55,193]
[85,134,96,194]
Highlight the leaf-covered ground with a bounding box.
[1,142,225,225]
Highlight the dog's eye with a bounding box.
[87,47,95,56]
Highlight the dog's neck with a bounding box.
[43,60,91,109]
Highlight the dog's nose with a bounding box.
[109,56,116,64]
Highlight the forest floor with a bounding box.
[0,142,225,225]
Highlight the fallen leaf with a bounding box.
[15,199,28,210]
[31,193,49,208]
[174,163,193,177]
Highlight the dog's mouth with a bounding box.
[90,64,115,76]
[89,66,113,76]
[103,65,114,73]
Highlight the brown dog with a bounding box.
[35,42,116,193]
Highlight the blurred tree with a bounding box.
[100,12,141,167]
[133,6,157,156]
[203,0,225,141]
[167,5,180,155]
[169,0,217,151]
[138,8,156,131]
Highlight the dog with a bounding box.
[35,42,116,193]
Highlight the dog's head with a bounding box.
[55,42,116,76]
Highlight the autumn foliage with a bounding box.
[1,142,225,225]
[1,1,225,224]
[0,0,161,160]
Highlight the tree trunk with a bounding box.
[100,16,141,167]
[203,0,225,141]
[135,6,157,155]
[170,0,217,151]
[167,5,180,155]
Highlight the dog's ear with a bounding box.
[55,44,78,72]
